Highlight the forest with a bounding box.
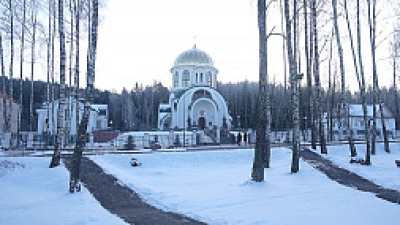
[1,77,399,135]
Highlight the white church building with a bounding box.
[36,97,109,139]
[158,45,232,131]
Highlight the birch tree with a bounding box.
[29,0,38,132]
[18,0,27,148]
[332,0,357,156]
[8,0,14,139]
[303,0,317,150]
[70,0,99,192]
[367,0,390,154]
[0,32,6,134]
[50,0,67,168]
[283,0,301,173]
[356,0,372,165]
[252,0,267,182]
[311,0,327,154]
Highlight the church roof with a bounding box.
[174,45,214,67]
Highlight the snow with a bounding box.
[1,143,399,225]
[319,142,400,191]
[90,147,400,225]
[0,156,127,225]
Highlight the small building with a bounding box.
[36,97,109,143]
[0,92,20,133]
[326,104,396,140]
[0,92,21,148]
[158,45,232,131]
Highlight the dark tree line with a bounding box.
[2,76,400,133]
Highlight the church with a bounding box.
[158,45,232,131]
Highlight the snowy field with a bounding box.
[0,157,127,225]
[91,146,400,225]
[320,142,400,191]
[1,144,399,225]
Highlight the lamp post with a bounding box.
[183,97,185,148]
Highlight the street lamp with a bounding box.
[183,97,185,147]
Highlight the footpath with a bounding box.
[300,148,400,204]
[63,156,206,225]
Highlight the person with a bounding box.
[237,133,242,146]
[243,133,248,146]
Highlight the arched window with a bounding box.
[174,72,179,87]
[183,70,190,87]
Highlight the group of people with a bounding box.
[236,132,248,146]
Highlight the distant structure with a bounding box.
[36,97,109,143]
[0,92,20,133]
[157,45,232,131]
[325,104,396,140]
[0,92,20,148]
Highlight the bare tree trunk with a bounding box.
[252,0,267,182]
[0,33,7,134]
[45,0,54,149]
[356,0,372,165]
[393,32,399,131]
[30,0,37,132]
[51,1,56,146]
[70,0,99,192]
[311,0,327,154]
[8,0,14,140]
[50,0,67,168]
[284,0,300,173]
[303,0,317,150]
[367,0,390,153]
[74,0,80,143]
[332,0,357,156]
[18,0,27,149]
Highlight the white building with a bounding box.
[36,97,109,138]
[326,104,396,140]
[158,45,232,131]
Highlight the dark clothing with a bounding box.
[237,133,242,146]
[243,133,248,145]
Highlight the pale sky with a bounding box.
[91,0,397,93]
[95,0,260,92]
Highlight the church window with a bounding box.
[200,73,203,83]
[174,72,179,87]
[183,70,190,87]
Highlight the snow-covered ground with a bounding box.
[320,142,400,191]
[91,146,400,225]
[1,143,399,225]
[0,157,127,225]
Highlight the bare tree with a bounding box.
[8,0,14,139]
[18,0,27,148]
[50,0,68,168]
[367,0,390,154]
[0,32,6,134]
[283,0,301,173]
[332,0,357,156]
[311,0,327,155]
[302,0,317,150]
[355,0,372,165]
[70,0,99,192]
[29,0,38,132]
[252,0,267,182]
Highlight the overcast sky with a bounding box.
[93,0,397,93]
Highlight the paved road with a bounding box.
[63,156,207,225]
[300,148,400,204]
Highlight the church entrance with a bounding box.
[198,117,206,130]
